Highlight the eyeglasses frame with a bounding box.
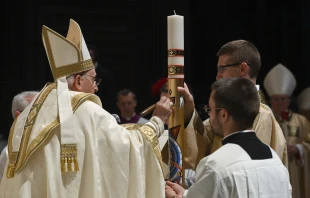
[217,62,251,73]
[82,74,102,87]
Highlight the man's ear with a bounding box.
[239,62,249,76]
[73,75,83,91]
[221,109,228,122]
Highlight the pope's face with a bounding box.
[80,69,99,94]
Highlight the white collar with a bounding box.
[223,130,255,141]
[123,112,137,120]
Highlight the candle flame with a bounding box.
[174,10,176,15]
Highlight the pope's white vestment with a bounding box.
[0,84,166,198]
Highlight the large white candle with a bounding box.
[167,14,184,78]
[167,12,185,184]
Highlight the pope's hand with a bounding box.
[152,96,173,125]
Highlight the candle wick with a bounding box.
[174,10,176,15]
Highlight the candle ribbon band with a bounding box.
[168,49,184,56]
[168,66,184,75]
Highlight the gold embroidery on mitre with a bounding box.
[53,59,94,80]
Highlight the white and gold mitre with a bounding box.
[42,19,94,80]
[297,87,310,111]
[263,63,296,97]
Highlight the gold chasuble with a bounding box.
[275,111,310,198]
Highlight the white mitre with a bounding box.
[297,87,310,111]
[263,63,296,97]
[42,19,94,172]
[42,19,94,79]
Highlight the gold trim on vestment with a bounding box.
[6,118,18,178]
[7,83,56,177]
[61,144,79,172]
[258,90,268,105]
[7,85,100,177]
[193,111,205,137]
[121,123,164,176]
[253,103,268,130]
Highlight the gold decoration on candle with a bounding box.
[168,66,184,75]
[168,49,184,56]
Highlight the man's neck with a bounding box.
[223,122,250,137]
[244,77,256,85]
[120,113,141,124]
[223,129,254,140]
[272,109,291,120]
[121,112,137,120]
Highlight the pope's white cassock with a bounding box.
[0,19,166,198]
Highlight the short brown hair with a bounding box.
[217,40,261,79]
[211,77,260,129]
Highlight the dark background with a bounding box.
[1,0,309,138]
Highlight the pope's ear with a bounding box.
[15,111,21,118]
[72,75,83,91]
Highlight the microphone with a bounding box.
[112,114,121,124]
